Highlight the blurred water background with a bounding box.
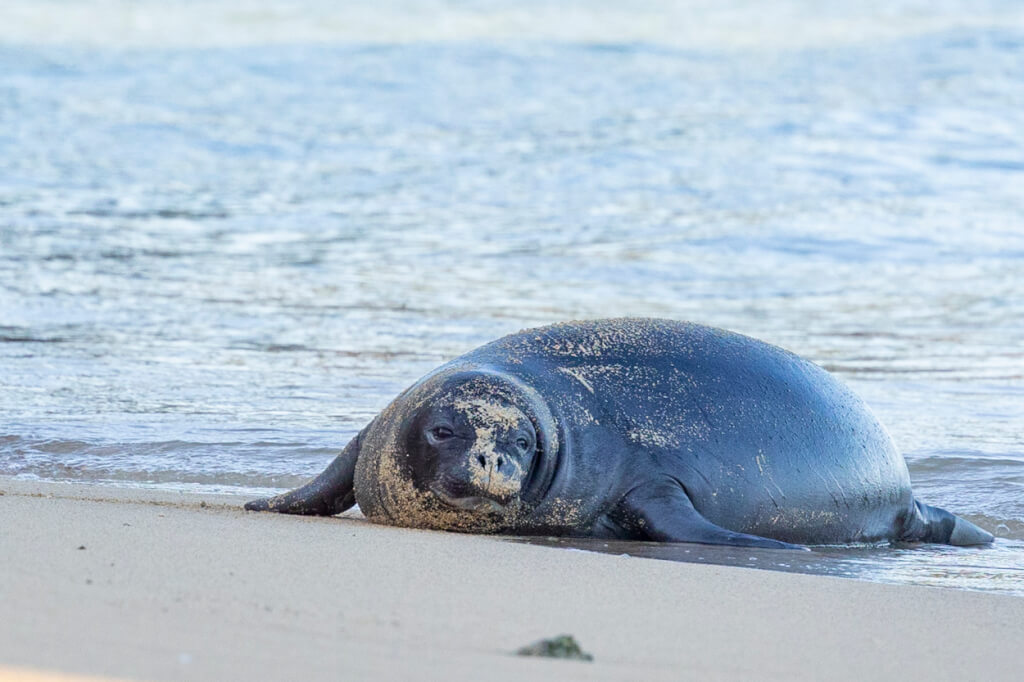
[1,0,1022,594]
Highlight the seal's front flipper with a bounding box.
[902,500,994,546]
[245,423,370,516]
[614,479,807,550]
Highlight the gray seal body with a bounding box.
[246,319,993,549]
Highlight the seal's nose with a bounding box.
[473,453,505,471]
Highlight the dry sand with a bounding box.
[2,478,1022,682]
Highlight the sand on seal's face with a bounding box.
[452,397,531,503]
[355,369,561,534]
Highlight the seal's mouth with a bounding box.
[430,486,506,513]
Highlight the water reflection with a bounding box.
[511,536,1024,597]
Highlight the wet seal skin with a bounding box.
[246,319,994,549]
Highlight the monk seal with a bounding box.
[246,319,993,549]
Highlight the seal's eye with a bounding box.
[516,437,530,450]
[431,426,454,440]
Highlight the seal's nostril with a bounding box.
[477,454,487,468]
[496,457,504,469]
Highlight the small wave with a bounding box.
[0,327,67,344]
[908,451,1024,474]
[67,208,230,220]
[0,435,338,495]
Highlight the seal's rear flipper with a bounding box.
[613,478,808,550]
[245,424,369,516]
[903,500,994,546]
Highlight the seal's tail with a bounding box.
[903,500,994,546]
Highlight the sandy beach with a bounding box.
[1,478,1022,681]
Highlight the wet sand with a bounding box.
[1,478,1021,681]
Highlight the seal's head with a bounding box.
[355,368,560,530]
[407,393,537,512]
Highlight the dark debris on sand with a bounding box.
[515,635,593,661]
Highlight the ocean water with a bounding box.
[1,1,1023,594]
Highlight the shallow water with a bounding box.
[1,1,1023,594]
[515,536,1024,597]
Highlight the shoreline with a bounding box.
[2,477,1022,681]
